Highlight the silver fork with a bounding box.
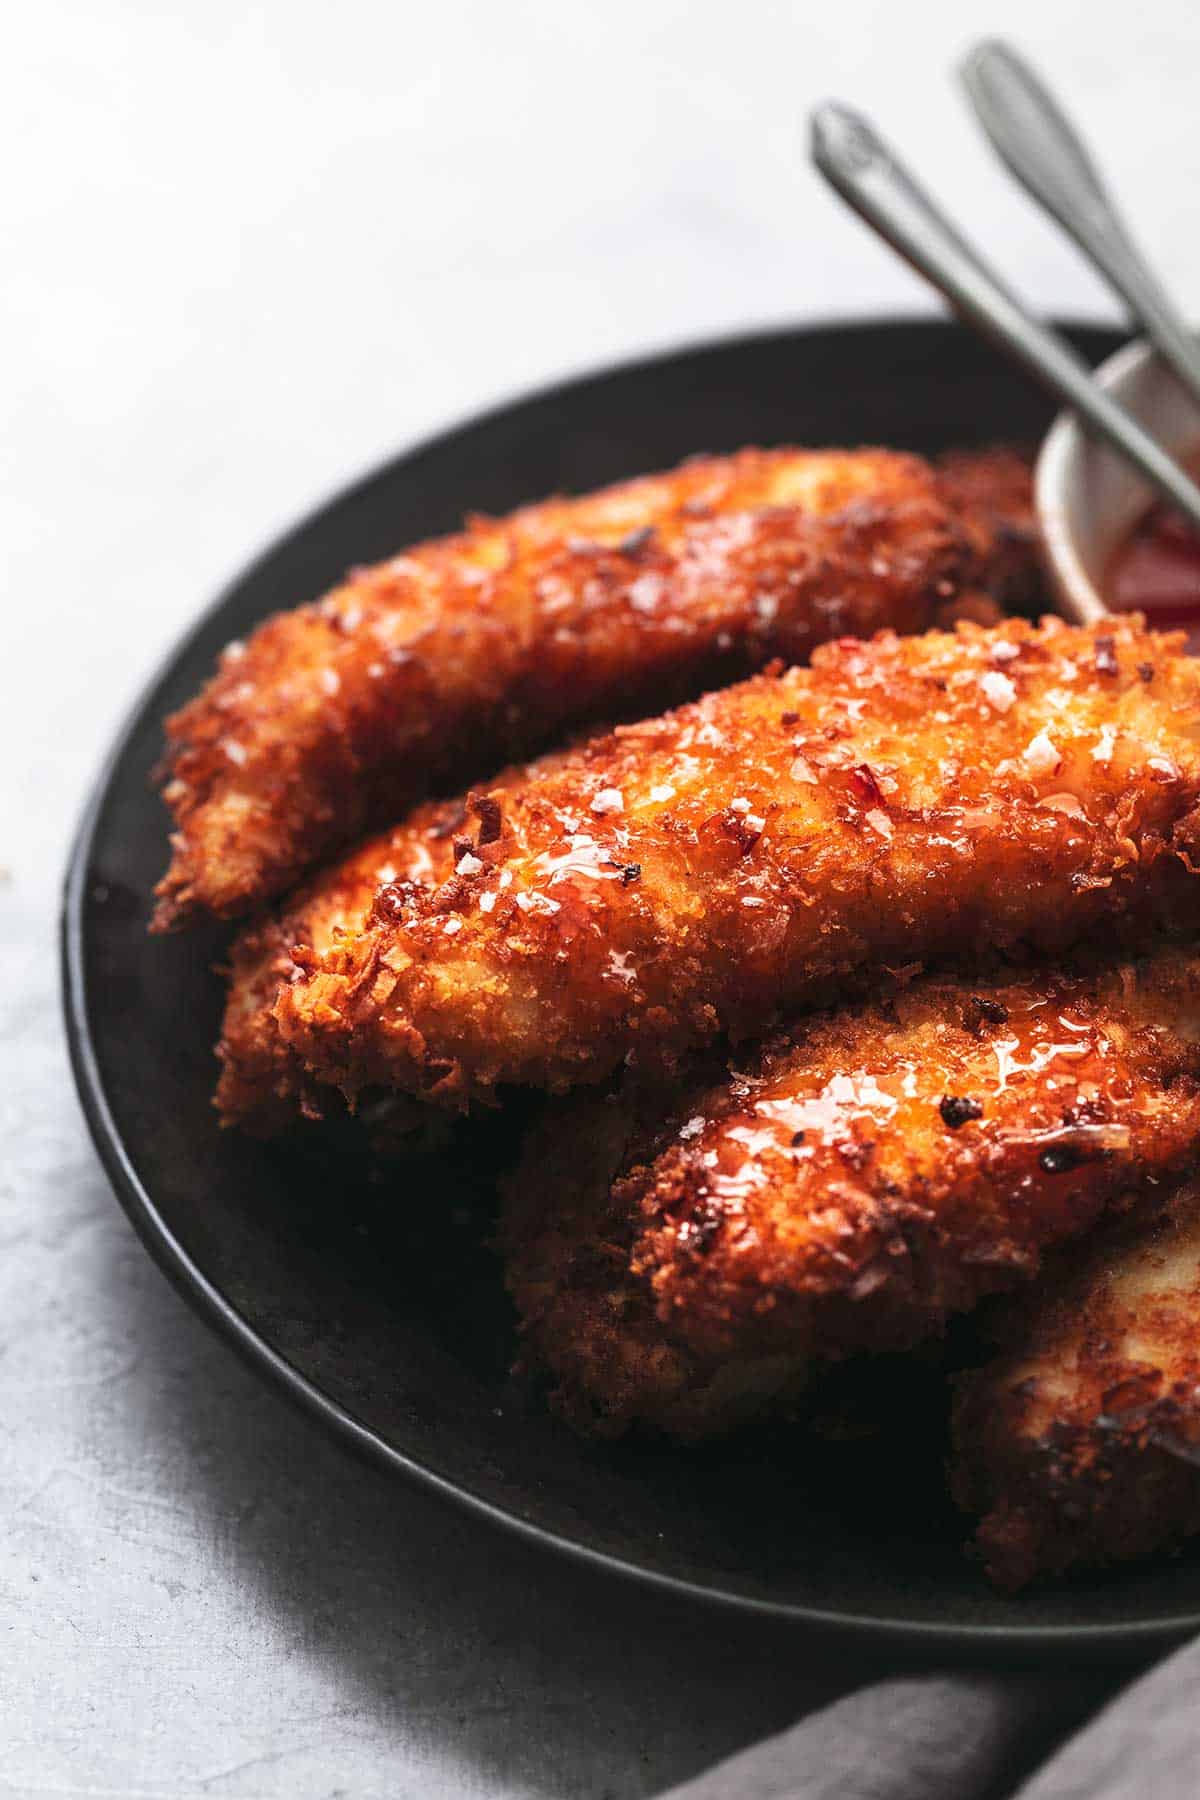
[961,38,1200,410]
[808,90,1200,605]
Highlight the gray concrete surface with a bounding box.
[4,3,1197,1793]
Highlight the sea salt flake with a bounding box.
[591,787,624,816]
[1022,729,1062,777]
[980,670,1016,713]
[1092,725,1116,765]
[455,852,483,876]
[628,576,663,615]
[649,784,676,803]
[515,891,560,915]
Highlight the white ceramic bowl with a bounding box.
[1036,338,1200,625]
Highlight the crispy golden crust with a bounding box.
[951,1182,1200,1591]
[260,615,1200,1119]
[501,950,1200,1439]
[215,792,467,1130]
[155,446,1037,928]
[932,446,1038,606]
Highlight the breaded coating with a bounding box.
[933,446,1039,608]
[952,1182,1200,1591]
[501,951,1200,1439]
[264,615,1200,1117]
[155,446,1038,928]
[216,792,465,1131]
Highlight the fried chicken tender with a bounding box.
[952,1181,1200,1591]
[155,446,1038,928]
[258,615,1200,1120]
[501,951,1200,1439]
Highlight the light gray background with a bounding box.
[4,3,1197,1794]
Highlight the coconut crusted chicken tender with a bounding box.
[952,1181,1200,1592]
[501,951,1200,1440]
[262,615,1200,1118]
[155,446,1037,928]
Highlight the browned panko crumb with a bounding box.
[500,950,1200,1440]
[932,446,1039,610]
[952,1181,1200,1591]
[215,791,469,1132]
[154,446,1037,928]
[249,615,1200,1120]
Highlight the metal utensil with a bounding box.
[809,102,1200,621]
[961,39,1200,410]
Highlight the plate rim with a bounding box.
[63,310,1195,1660]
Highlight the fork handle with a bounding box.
[961,39,1200,409]
[809,100,1200,562]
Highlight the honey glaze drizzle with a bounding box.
[683,981,1136,1213]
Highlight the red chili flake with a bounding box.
[846,763,884,807]
[1061,1098,1108,1127]
[1139,662,1155,683]
[370,879,422,925]
[939,1095,983,1129]
[472,794,503,844]
[720,809,763,854]
[780,711,799,728]
[1094,635,1118,676]
[966,994,1010,1032]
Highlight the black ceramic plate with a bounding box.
[66,317,1199,1661]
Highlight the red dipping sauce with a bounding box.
[1108,487,1200,650]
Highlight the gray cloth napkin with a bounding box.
[663,1637,1200,1799]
